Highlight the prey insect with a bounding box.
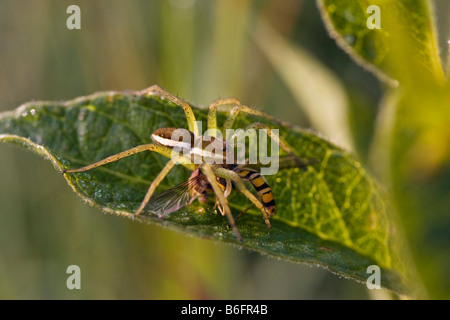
[63,85,315,241]
[149,164,275,222]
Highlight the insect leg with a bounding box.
[223,178,232,198]
[140,85,199,137]
[62,144,195,173]
[133,160,176,217]
[214,167,272,229]
[235,205,253,222]
[215,178,232,216]
[201,163,243,242]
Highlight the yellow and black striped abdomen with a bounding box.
[237,169,276,217]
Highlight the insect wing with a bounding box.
[146,176,201,217]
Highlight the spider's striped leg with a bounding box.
[140,85,199,136]
[133,160,175,217]
[201,163,243,242]
[214,167,272,229]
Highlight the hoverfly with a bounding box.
[63,85,317,241]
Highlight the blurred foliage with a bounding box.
[0,0,448,299]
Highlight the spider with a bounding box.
[63,85,303,241]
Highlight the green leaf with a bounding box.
[372,85,450,299]
[0,89,410,295]
[317,0,444,84]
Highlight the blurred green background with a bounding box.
[0,0,448,299]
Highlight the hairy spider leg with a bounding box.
[140,85,200,137]
[215,167,272,228]
[63,144,194,173]
[133,160,175,217]
[202,163,243,242]
[206,99,297,157]
[243,122,296,158]
[207,97,242,137]
[220,104,279,131]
